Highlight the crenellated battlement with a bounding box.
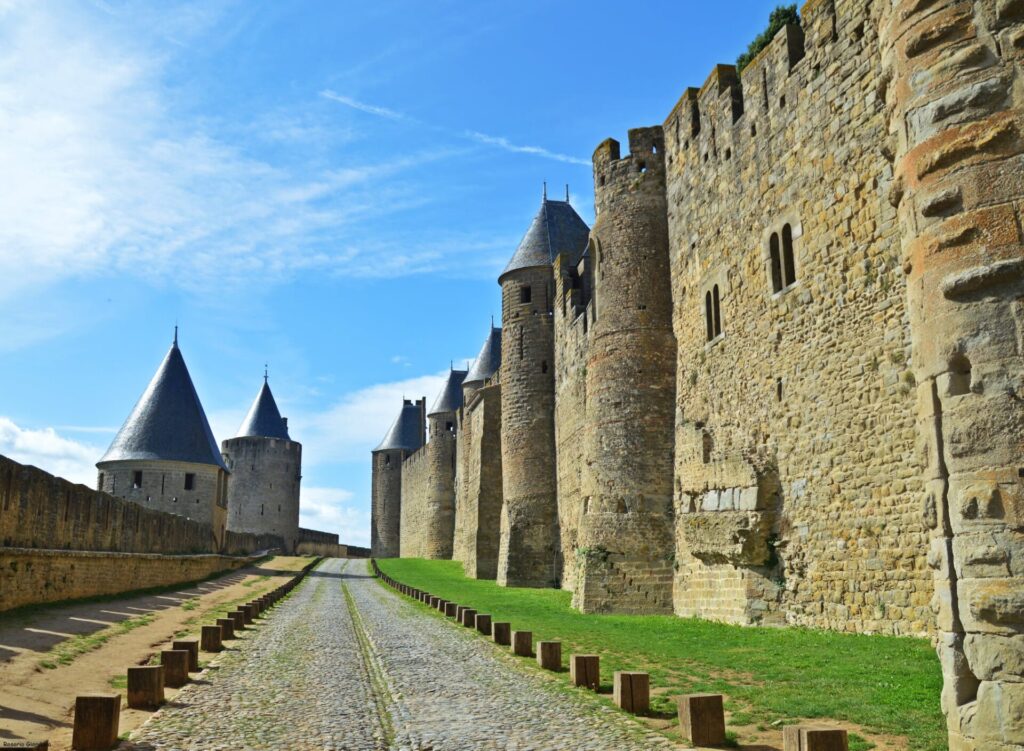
[593,127,666,216]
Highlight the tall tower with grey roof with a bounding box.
[497,194,590,587]
[371,397,425,557]
[97,331,230,545]
[221,374,302,553]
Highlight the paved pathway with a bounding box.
[130,558,675,751]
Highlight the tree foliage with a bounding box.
[736,4,801,73]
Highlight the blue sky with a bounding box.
[0,0,780,545]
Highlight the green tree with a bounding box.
[736,4,801,72]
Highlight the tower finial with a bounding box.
[542,181,547,201]
[173,324,178,346]
[491,314,494,328]
[264,363,268,383]
[566,184,570,201]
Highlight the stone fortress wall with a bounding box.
[222,435,302,552]
[400,417,458,559]
[379,2,1023,745]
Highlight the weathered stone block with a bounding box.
[679,511,774,565]
[677,693,726,746]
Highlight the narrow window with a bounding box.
[520,285,532,304]
[705,291,714,341]
[712,285,722,337]
[777,378,784,402]
[762,68,769,111]
[133,471,142,489]
[779,94,787,109]
[782,224,797,286]
[278,505,281,512]
[98,472,105,490]
[384,455,391,466]
[445,421,453,431]
[770,233,783,293]
[184,473,195,491]
[541,360,548,374]
[702,431,713,463]
[261,504,264,516]
[161,474,166,494]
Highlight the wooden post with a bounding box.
[160,650,190,688]
[229,610,246,630]
[511,630,532,657]
[455,605,466,621]
[71,694,120,751]
[677,694,726,746]
[613,672,649,714]
[240,605,254,624]
[201,624,223,652]
[570,654,600,690]
[444,602,457,618]
[461,608,477,627]
[492,622,511,645]
[537,641,561,670]
[216,617,236,640]
[126,665,164,709]
[172,639,200,672]
[475,613,492,636]
[783,726,849,751]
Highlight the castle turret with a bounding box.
[371,397,425,558]
[462,323,502,403]
[879,3,1024,748]
[497,195,590,587]
[221,374,302,552]
[574,128,676,613]
[97,330,229,546]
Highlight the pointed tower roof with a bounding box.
[99,334,227,469]
[236,377,291,440]
[374,400,425,452]
[464,324,502,387]
[428,368,468,416]
[499,198,590,282]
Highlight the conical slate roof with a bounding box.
[428,369,468,416]
[499,198,590,281]
[236,378,291,440]
[99,338,227,469]
[374,400,424,452]
[464,325,502,387]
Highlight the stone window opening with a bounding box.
[638,161,647,173]
[725,148,732,160]
[777,377,784,402]
[762,68,769,111]
[702,431,713,463]
[195,498,200,504]
[278,504,281,512]
[712,285,722,337]
[261,504,264,516]
[446,421,453,431]
[770,233,783,292]
[384,455,391,466]
[705,291,714,341]
[161,474,166,494]
[541,360,548,374]
[98,472,105,490]
[520,285,532,304]
[948,353,972,396]
[782,224,797,286]
[172,496,177,503]
[751,123,757,137]
[133,471,142,489]
[184,473,195,491]
[779,94,787,109]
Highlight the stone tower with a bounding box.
[97,330,229,545]
[878,2,1024,748]
[574,128,677,614]
[371,398,425,558]
[221,375,302,553]
[498,195,590,587]
[453,323,504,579]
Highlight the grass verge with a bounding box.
[378,558,944,751]
[39,613,156,669]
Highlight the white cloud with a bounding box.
[294,370,450,466]
[464,131,591,167]
[0,417,101,486]
[299,486,369,547]
[319,90,406,121]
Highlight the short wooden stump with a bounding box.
[570,654,600,690]
[613,671,649,714]
[216,617,236,641]
[475,613,492,636]
[429,596,439,608]
[492,622,511,646]
[126,665,164,709]
[461,608,477,627]
[240,605,254,625]
[201,624,223,652]
[171,639,200,671]
[678,693,726,746]
[229,610,246,630]
[160,649,190,688]
[511,630,532,657]
[783,725,849,751]
[444,602,457,618]
[537,641,561,671]
[71,694,120,751]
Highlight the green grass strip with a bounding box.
[39,612,156,669]
[378,558,944,751]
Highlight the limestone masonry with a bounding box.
[372,2,1024,748]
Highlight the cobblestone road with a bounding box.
[131,558,675,751]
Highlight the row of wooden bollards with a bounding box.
[371,560,850,751]
[68,558,321,751]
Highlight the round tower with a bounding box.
[462,322,501,404]
[575,128,676,614]
[97,330,230,546]
[417,368,466,558]
[221,375,302,553]
[497,195,590,588]
[878,4,1024,748]
[371,398,425,558]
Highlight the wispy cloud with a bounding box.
[319,89,591,167]
[300,486,369,547]
[0,417,101,486]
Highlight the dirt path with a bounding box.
[0,555,314,750]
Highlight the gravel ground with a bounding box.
[129,558,676,751]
